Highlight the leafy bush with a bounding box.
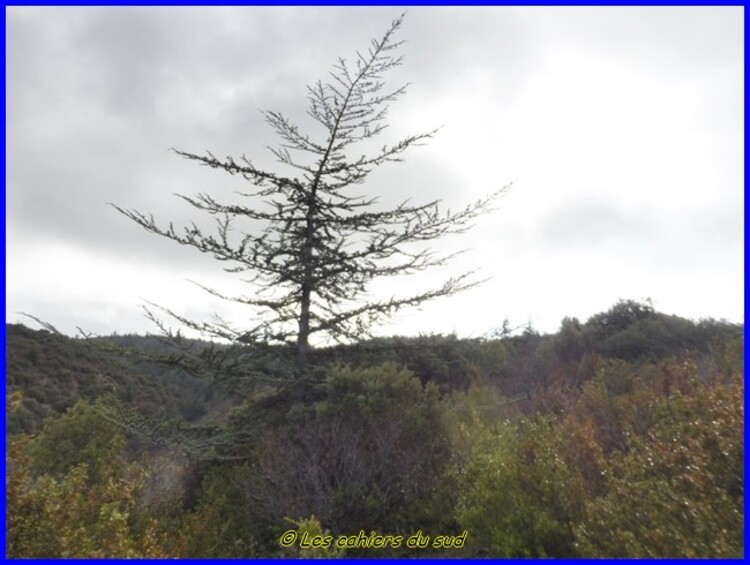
[457,416,580,557]
[237,363,453,542]
[7,436,167,557]
[575,373,743,557]
[167,463,260,557]
[29,400,127,484]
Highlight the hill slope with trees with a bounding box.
[5,300,744,557]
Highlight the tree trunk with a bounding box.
[297,284,311,366]
[296,190,317,367]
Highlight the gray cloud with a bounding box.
[6,7,743,336]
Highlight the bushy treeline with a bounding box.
[5,300,744,557]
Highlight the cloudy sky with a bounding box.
[6,6,744,341]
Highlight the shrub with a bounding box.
[575,374,743,557]
[238,363,453,541]
[457,416,580,557]
[7,436,167,557]
[29,400,126,484]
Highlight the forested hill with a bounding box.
[5,300,744,557]
[6,299,742,436]
[5,324,230,435]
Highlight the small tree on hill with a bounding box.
[113,14,509,368]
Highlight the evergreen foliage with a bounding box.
[112,14,508,366]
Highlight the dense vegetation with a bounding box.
[5,300,744,557]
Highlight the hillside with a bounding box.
[5,300,744,558]
[6,299,742,435]
[5,324,234,436]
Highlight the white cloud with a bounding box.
[6,7,744,338]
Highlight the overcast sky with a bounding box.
[6,6,744,341]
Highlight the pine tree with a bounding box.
[113,13,509,368]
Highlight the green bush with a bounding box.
[238,363,453,544]
[29,400,126,484]
[7,436,167,557]
[575,374,743,557]
[167,463,260,557]
[457,416,579,557]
